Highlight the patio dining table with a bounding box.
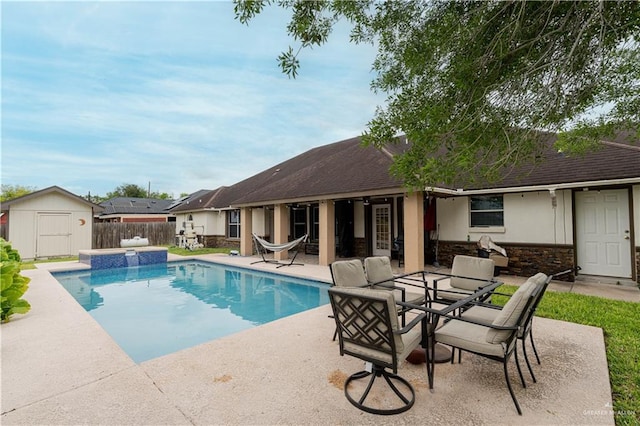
[395,271,503,386]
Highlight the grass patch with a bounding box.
[166,246,232,256]
[20,256,79,270]
[19,247,233,269]
[495,285,640,425]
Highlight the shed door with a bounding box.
[575,189,632,278]
[37,213,71,257]
[372,204,391,257]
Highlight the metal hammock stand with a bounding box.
[251,233,308,268]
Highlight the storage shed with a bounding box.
[1,186,103,259]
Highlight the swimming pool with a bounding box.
[53,261,330,363]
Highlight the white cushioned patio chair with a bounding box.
[329,259,420,335]
[433,255,495,303]
[429,276,543,415]
[330,259,370,288]
[461,272,554,384]
[329,286,429,415]
[364,256,426,308]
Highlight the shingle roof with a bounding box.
[2,185,104,211]
[459,131,640,191]
[169,188,234,212]
[99,197,175,215]
[225,136,404,206]
[176,131,639,209]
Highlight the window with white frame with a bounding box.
[470,195,504,227]
[227,209,240,238]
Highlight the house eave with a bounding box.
[428,177,640,196]
[230,187,407,208]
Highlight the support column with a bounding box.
[403,191,425,272]
[274,204,289,261]
[319,199,335,266]
[240,207,253,256]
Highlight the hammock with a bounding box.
[251,233,308,268]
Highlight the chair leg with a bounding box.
[425,342,435,390]
[513,345,527,388]
[529,330,541,364]
[521,337,537,383]
[503,359,523,415]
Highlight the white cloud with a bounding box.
[2,1,384,198]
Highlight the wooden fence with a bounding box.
[92,222,176,249]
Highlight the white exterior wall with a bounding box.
[8,192,93,259]
[174,211,226,236]
[437,190,573,245]
[209,211,227,235]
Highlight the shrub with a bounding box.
[1,238,31,322]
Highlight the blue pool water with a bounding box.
[53,261,330,363]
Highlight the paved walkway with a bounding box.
[2,253,637,425]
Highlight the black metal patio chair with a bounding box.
[328,286,428,415]
[429,276,543,415]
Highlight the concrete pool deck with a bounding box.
[2,254,637,425]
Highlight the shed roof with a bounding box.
[1,185,104,211]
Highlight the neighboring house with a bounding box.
[209,132,638,283]
[0,186,103,259]
[169,188,243,249]
[97,197,176,223]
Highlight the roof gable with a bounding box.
[1,185,103,211]
[169,188,233,212]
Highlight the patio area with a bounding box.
[1,253,630,425]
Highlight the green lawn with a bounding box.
[495,285,640,425]
[19,247,232,269]
[166,246,232,256]
[20,256,79,270]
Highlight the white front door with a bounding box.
[372,204,391,257]
[575,189,632,278]
[37,213,71,257]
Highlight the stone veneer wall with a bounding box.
[437,241,576,281]
[202,235,241,250]
[354,238,367,258]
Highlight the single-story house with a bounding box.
[1,186,103,259]
[96,197,176,223]
[174,131,639,283]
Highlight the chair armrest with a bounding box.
[394,312,427,335]
[439,313,518,331]
[432,276,449,299]
[466,301,503,310]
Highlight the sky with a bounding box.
[1,1,384,199]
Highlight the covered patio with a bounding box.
[1,254,620,425]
